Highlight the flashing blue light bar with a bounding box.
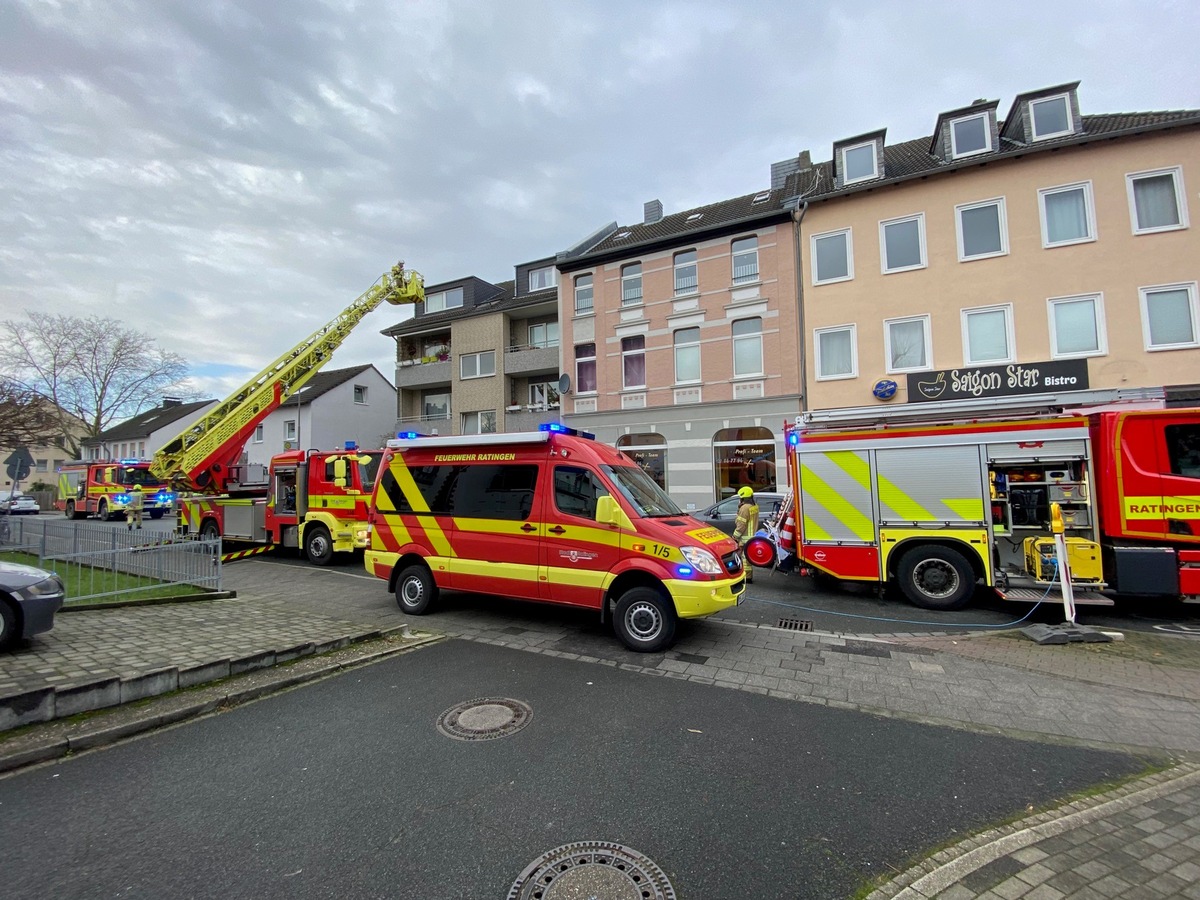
[344,441,358,451]
[119,458,141,466]
[676,565,694,578]
[396,431,424,440]
[538,423,596,440]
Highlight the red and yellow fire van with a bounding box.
[363,424,745,651]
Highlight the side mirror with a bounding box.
[596,495,619,526]
[332,458,348,488]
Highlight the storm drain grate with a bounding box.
[507,841,676,900]
[777,618,814,631]
[436,698,532,742]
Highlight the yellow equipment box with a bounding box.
[1022,536,1103,584]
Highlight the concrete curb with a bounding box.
[865,762,1200,899]
[0,627,446,774]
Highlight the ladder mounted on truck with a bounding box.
[152,262,423,492]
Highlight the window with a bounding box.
[574,273,594,313]
[713,426,777,498]
[950,113,991,157]
[1048,294,1106,358]
[253,425,264,443]
[284,420,296,441]
[812,229,853,284]
[731,236,758,283]
[528,382,560,408]
[460,350,496,379]
[674,249,698,295]
[35,459,47,472]
[353,384,368,404]
[841,141,877,184]
[732,317,762,377]
[554,465,611,519]
[616,433,667,489]
[528,321,559,349]
[956,199,1007,261]
[1166,425,1200,479]
[425,287,464,314]
[422,391,450,420]
[880,214,926,272]
[621,335,646,388]
[621,263,643,305]
[962,304,1015,364]
[575,343,596,393]
[885,315,931,372]
[1039,182,1096,246]
[674,327,701,384]
[461,410,497,435]
[528,266,556,291]
[452,463,535,518]
[1030,94,1073,140]
[1128,168,1188,234]
[815,325,857,380]
[1140,283,1199,350]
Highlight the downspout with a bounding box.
[790,200,809,413]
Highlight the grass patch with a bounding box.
[0,549,209,605]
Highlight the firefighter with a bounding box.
[126,484,144,530]
[731,485,760,583]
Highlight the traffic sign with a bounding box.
[4,447,34,482]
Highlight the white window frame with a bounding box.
[575,343,597,394]
[461,410,497,435]
[1126,167,1189,235]
[673,327,701,385]
[673,249,698,296]
[621,263,643,306]
[353,384,368,404]
[621,335,646,389]
[425,287,464,314]
[1030,93,1074,141]
[253,425,264,444]
[731,317,763,377]
[814,325,858,381]
[1139,282,1200,351]
[528,382,560,408]
[884,314,933,373]
[528,266,556,292]
[460,350,496,380]
[879,213,927,274]
[1039,181,1097,248]
[1047,293,1108,359]
[955,198,1008,262]
[574,273,594,314]
[841,141,878,185]
[284,420,296,441]
[731,236,759,284]
[949,113,992,158]
[961,303,1016,365]
[528,321,558,349]
[811,228,854,285]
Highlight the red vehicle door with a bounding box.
[1108,411,1200,543]
[539,463,622,609]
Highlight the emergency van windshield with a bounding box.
[358,452,384,491]
[117,467,158,487]
[602,464,683,517]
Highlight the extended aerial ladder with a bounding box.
[151,262,423,492]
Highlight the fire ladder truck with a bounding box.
[151,263,424,563]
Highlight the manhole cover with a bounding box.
[778,617,814,631]
[436,698,532,742]
[507,842,676,900]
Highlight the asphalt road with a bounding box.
[0,639,1148,900]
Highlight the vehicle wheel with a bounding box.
[149,510,164,520]
[199,520,220,542]
[613,587,677,653]
[304,525,334,566]
[0,601,17,651]
[897,545,975,611]
[65,501,81,520]
[97,500,109,521]
[395,564,437,615]
[744,536,776,568]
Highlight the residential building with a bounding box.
[774,82,1199,413]
[382,259,562,437]
[83,398,217,462]
[243,364,398,466]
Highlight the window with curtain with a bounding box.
[732,318,762,376]
[1049,296,1104,357]
[731,236,758,283]
[813,229,852,283]
[674,249,698,295]
[674,327,700,383]
[957,200,1007,260]
[816,326,856,379]
[574,273,593,313]
[528,266,556,291]
[881,215,925,271]
[886,316,930,371]
[575,343,596,393]
[962,306,1013,364]
[622,335,646,388]
[1141,284,1198,349]
[1040,184,1094,246]
[1129,170,1185,233]
[621,263,643,305]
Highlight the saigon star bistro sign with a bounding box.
[905,359,1090,403]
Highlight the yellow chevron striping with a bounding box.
[390,461,455,558]
[802,514,831,541]
[943,498,986,520]
[877,474,933,520]
[799,462,874,540]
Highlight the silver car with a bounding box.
[696,491,787,537]
[0,492,39,515]
[0,560,66,650]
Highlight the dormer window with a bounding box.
[1030,94,1073,140]
[528,266,556,291]
[950,113,992,158]
[841,141,878,184]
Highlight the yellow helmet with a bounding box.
[132,484,143,491]
[737,486,754,499]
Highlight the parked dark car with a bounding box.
[0,560,66,650]
[696,491,787,536]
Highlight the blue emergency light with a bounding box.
[396,431,423,440]
[539,423,596,440]
[787,432,800,447]
[344,441,358,451]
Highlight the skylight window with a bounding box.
[686,213,703,222]
[614,230,632,239]
[752,191,770,203]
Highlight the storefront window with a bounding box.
[616,432,667,490]
[712,427,776,500]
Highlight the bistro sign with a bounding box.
[905,359,1090,403]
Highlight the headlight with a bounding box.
[18,575,65,600]
[680,545,722,575]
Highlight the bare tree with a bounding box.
[0,378,64,447]
[0,313,189,455]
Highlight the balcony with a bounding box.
[396,358,452,389]
[505,341,559,376]
[394,412,452,435]
[504,406,560,433]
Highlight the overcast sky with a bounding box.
[2,0,1198,410]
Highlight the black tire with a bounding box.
[395,564,437,615]
[0,600,17,651]
[613,587,677,653]
[149,510,164,520]
[199,519,221,542]
[65,501,82,521]
[97,500,109,521]
[897,545,975,611]
[304,525,334,566]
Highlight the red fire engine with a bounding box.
[56,459,174,521]
[754,393,1200,610]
